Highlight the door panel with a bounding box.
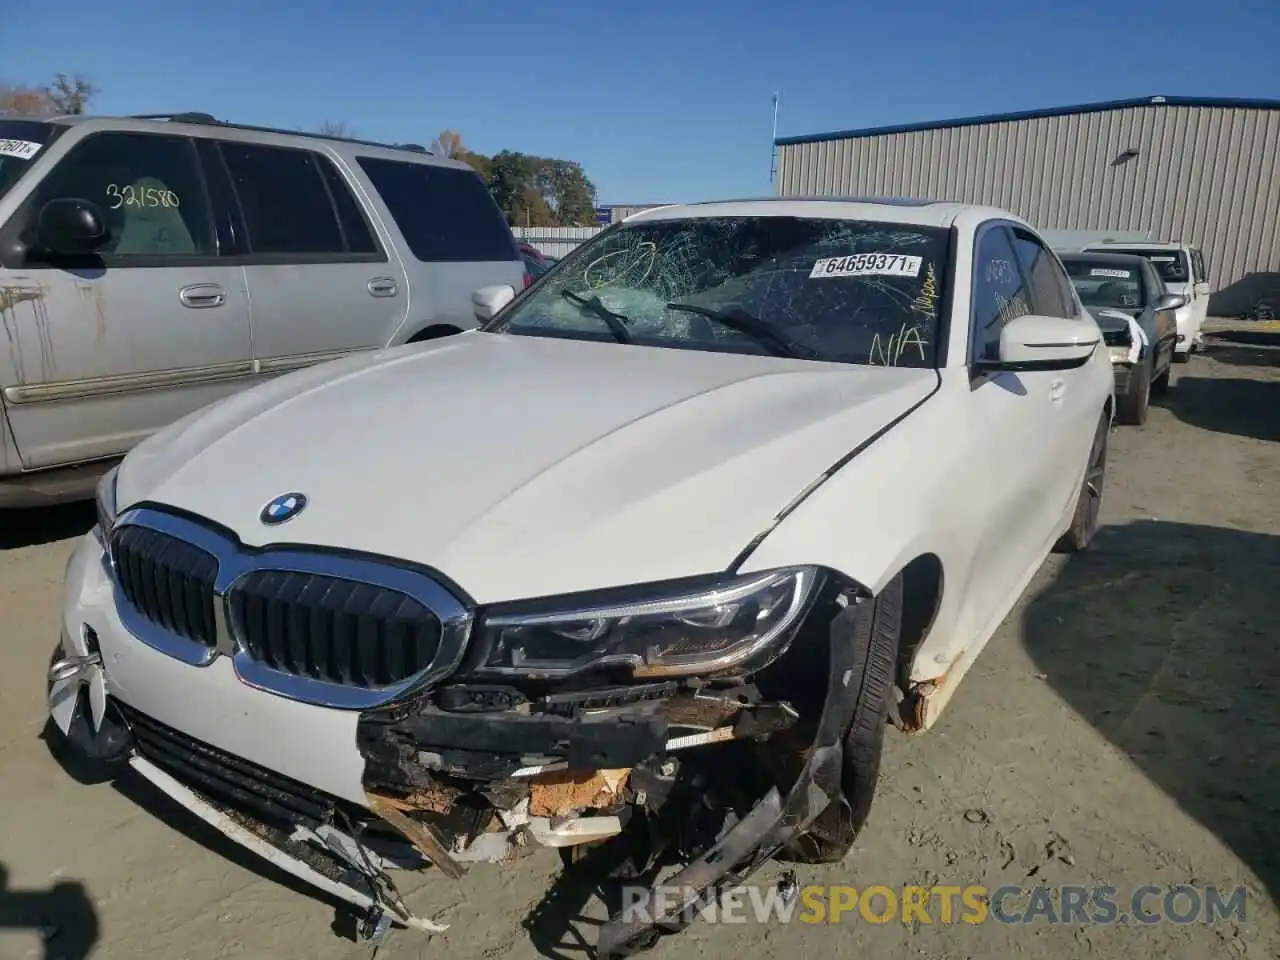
[217,143,407,375]
[1188,247,1210,335]
[959,224,1068,628]
[0,130,252,469]
[1007,227,1096,519]
[1149,266,1179,368]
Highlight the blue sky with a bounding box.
[3,0,1277,204]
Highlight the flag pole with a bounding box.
[769,92,781,190]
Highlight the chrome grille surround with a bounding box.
[107,506,473,710]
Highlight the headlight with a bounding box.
[471,566,823,680]
[95,465,120,533]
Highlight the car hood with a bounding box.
[117,333,937,603]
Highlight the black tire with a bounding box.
[1054,412,1108,554]
[785,575,903,863]
[1116,357,1151,425]
[1173,347,1191,364]
[406,325,463,344]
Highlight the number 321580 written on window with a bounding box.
[106,183,181,210]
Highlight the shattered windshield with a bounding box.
[0,120,58,203]
[483,215,951,368]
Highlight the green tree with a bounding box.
[429,130,600,227]
[461,151,491,181]
[487,151,553,226]
[545,160,598,226]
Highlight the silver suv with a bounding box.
[0,113,526,507]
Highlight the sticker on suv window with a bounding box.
[810,253,923,279]
[1090,268,1132,279]
[0,139,41,160]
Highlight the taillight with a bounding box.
[523,271,533,288]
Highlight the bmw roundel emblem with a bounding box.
[260,492,308,526]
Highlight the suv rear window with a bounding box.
[1101,248,1190,283]
[356,156,518,263]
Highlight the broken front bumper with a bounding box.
[52,530,866,956]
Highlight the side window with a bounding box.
[1190,248,1207,283]
[219,143,346,256]
[1146,264,1168,299]
[29,132,215,259]
[971,225,1033,362]
[1010,229,1073,318]
[356,156,519,263]
[317,156,379,256]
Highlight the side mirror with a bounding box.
[473,284,516,324]
[1194,281,1211,296]
[976,314,1100,373]
[1154,293,1188,312]
[34,197,110,254]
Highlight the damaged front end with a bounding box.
[349,565,873,957]
[58,553,877,957]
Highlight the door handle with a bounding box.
[179,283,226,309]
[367,277,398,298]
[1050,377,1066,403]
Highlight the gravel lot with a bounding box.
[2,325,1278,960]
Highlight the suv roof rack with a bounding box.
[126,113,432,155]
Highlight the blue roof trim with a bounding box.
[774,95,1280,146]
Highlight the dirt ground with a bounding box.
[1,324,1278,960]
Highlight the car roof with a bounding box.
[1081,240,1187,252]
[48,114,474,171]
[623,196,1025,229]
[1060,251,1151,268]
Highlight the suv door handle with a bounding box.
[367,277,398,298]
[178,283,226,309]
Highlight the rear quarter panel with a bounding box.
[334,149,525,344]
[393,259,526,342]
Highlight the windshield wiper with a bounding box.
[665,303,816,359]
[561,290,633,344]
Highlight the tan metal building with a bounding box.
[774,95,1280,317]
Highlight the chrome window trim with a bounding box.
[110,506,473,710]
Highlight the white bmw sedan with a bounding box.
[48,198,1114,958]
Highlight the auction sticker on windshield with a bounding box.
[1090,269,1132,279]
[0,139,41,160]
[810,253,923,279]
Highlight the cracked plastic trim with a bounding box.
[127,754,448,935]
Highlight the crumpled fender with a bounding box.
[1094,308,1148,364]
[594,603,865,959]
